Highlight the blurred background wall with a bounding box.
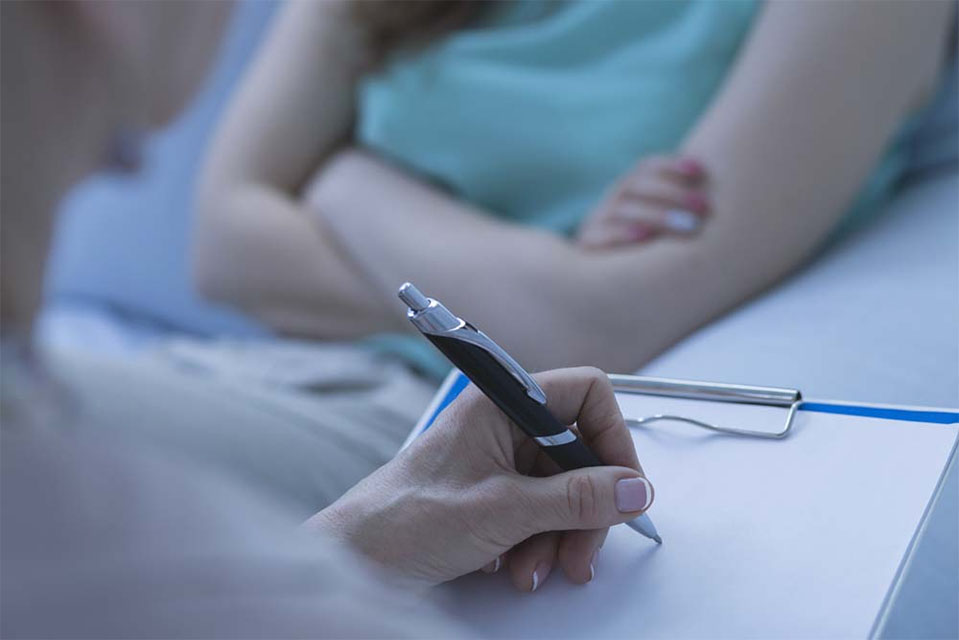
[44,0,278,342]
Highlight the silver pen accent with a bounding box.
[399,283,547,405]
[399,282,662,544]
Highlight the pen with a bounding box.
[398,282,661,544]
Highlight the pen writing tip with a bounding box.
[653,535,663,544]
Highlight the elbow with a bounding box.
[191,237,233,307]
[192,233,236,309]
[191,190,248,309]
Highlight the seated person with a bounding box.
[1,2,953,635]
[194,0,952,405]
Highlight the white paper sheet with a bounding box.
[429,395,958,638]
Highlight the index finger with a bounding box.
[532,367,643,475]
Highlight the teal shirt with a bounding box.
[356,0,911,378]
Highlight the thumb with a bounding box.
[518,467,655,533]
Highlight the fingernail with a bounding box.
[481,555,503,574]
[589,551,597,583]
[677,158,703,176]
[615,477,654,513]
[531,563,549,592]
[629,225,654,241]
[663,209,700,233]
[685,193,709,213]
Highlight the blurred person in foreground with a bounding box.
[1,2,663,636]
[192,0,954,495]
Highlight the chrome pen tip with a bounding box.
[652,535,663,544]
[398,282,430,312]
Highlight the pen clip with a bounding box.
[444,326,548,405]
[399,283,548,405]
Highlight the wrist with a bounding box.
[301,489,374,549]
[302,462,406,562]
[303,494,436,594]
[302,502,349,542]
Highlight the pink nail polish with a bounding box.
[615,477,653,512]
[685,192,709,213]
[677,158,703,176]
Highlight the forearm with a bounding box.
[193,1,396,338]
[310,151,746,373]
[194,185,404,338]
[311,2,951,372]
[678,1,949,272]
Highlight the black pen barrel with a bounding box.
[541,439,603,470]
[426,334,600,471]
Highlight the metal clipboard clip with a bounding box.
[608,374,804,439]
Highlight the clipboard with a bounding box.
[403,370,959,638]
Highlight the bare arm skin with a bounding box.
[194,1,403,337]
[198,1,951,371]
[308,1,951,372]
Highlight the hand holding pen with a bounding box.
[398,283,660,544]
[308,367,657,591]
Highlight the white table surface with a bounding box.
[639,172,958,638]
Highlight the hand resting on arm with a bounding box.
[197,1,951,374]
[306,1,951,373]
[576,155,712,249]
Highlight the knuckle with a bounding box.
[571,366,606,389]
[588,366,613,390]
[581,366,606,382]
[566,474,601,525]
[470,477,536,543]
[584,367,618,405]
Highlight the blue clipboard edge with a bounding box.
[402,370,959,637]
[403,371,959,451]
[400,370,471,451]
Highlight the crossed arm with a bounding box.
[195,0,952,373]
